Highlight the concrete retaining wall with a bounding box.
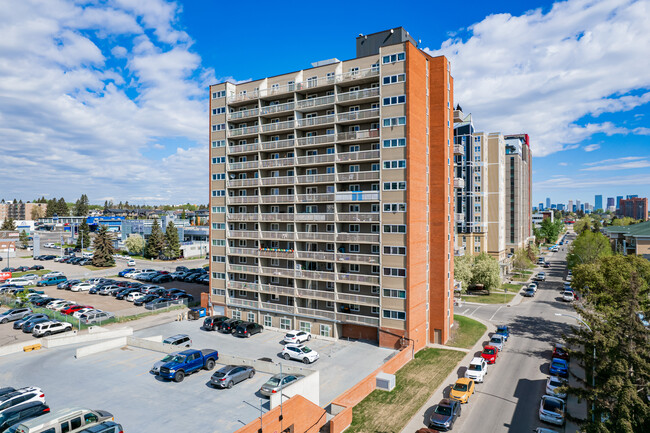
[75,337,127,358]
[0,342,33,357]
[42,327,133,348]
[125,336,176,353]
[269,370,319,409]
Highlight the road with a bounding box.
[403,231,586,433]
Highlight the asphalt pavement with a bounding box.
[402,231,586,433]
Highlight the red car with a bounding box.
[552,344,570,361]
[61,305,91,315]
[481,345,499,364]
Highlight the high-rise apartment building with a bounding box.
[208,28,455,349]
[595,195,603,211]
[546,197,551,209]
[616,196,624,209]
[504,134,532,251]
[0,202,47,222]
[618,197,648,221]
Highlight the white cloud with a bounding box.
[584,143,600,152]
[535,173,650,188]
[580,160,650,171]
[0,0,214,204]
[558,162,568,166]
[425,0,650,157]
[583,156,646,166]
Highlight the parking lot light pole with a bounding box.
[555,312,596,422]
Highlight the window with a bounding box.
[212,173,225,180]
[212,123,226,131]
[382,74,406,85]
[382,95,406,106]
[383,138,406,148]
[280,317,292,330]
[320,324,331,337]
[349,224,360,233]
[212,255,226,263]
[384,246,406,255]
[212,157,226,164]
[212,107,226,115]
[350,264,360,273]
[212,140,225,148]
[383,225,406,233]
[383,160,406,169]
[383,267,406,277]
[349,284,360,292]
[247,312,256,322]
[212,90,225,98]
[383,117,406,127]
[383,309,406,320]
[232,310,241,320]
[384,203,406,212]
[382,52,405,64]
[264,315,272,327]
[383,289,407,299]
[212,272,226,279]
[350,304,360,312]
[212,239,226,246]
[212,223,225,230]
[299,321,311,333]
[212,190,225,197]
[383,181,406,190]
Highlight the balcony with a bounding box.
[260,138,295,151]
[227,161,259,171]
[227,178,259,187]
[336,171,380,182]
[336,233,380,243]
[296,154,336,165]
[296,232,336,241]
[336,213,379,222]
[454,213,465,222]
[259,284,296,297]
[296,193,335,203]
[337,130,380,142]
[260,302,295,314]
[337,149,380,162]
[295,76,338,90]
[339,66,380,83]
[260,195,294,204]
[260,213,294,221]
[227,108,259,121]
[337,273,380,285]
[335,192,380,202]
[295,95,335,110]
[226,196,260,205]
[228,125,259,138]
[228,281,258,291]
[336,87,381,103]
[337,108,380,123]
[296,288,336,301]
[259,102,295,116]
[454,178,465,188]
[336,253,380,264]
[295,251,336,261]
[227,213,259,222]
[296,174,335,184]
[258,248,295,258]
[297,307,336,321]
[337,312,379,326]
[227,143,259,154]
[296,135,336,147]
[453,144,465,155]
[227,297,260,309]
[260,176,294,186]
[227,264,259,274]
[296,114,335,128]
[227,230,259,239]
[337,293,380,306]
[295,213,335,222]
[260,231,295,240]
[228,247,258,256]
[261,120,295,133]
[455,246,466,256]
[259,157,295,168]
[295,269,336,281]
[260,267,295,278]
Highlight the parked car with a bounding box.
[552,344,570,361]
[0,401,50,432]
[157,349,219,382]
[523,287,536,297]
[151,274,172,283]
[210,365,256,389]
[133,294,159,307]
[536,272,546,281]
[61,305,91,316]
[78,420,123,433]
[163,334,192,348]
[0,387,45,416]
[115,288,138,300]
[32,297,55,307]
[0,308,32,324]
[28,265,44,271]
[282,344,319,364]
[218,318,243,334]
[150,352,182,375]
[72,308,97,319]
[71,282,94,292]
[79,311,114,325]
[495,325,510,341]
[117,268,135,277]
[546,376,568,399]
[539,395,566,426]
[202,315,229,331]
[544,262,552,268]
[22,318,50,334]
[428,398,461,431]
[32,321,73,337]
[169,293,194,303]
[126,259,136,266]
[57,279,79,290]
[488,334,505,351]
[126,292,145,302]
[175,266,189,272]
[259,374,303,397]
[8,407,114,433]
[144,298,176,310]
[562,291,575,302]
[464,357,488,383]
[283,330,312,344]
[449,378,475,404]
[481,345,498,364]
[549,358,569,378]
[13,314,49,330]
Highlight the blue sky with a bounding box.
[0,0,648,206]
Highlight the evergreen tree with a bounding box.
[103,200,109,214]
[73,194,89,216]
[163,221,181,259]
[45,198,57,217]
[1,218,17,230]
[19,230,29,248]
[144,218,164,258]
[91,225,116,267]
[180,209,187,220]
[56,197,69,216]
[76,220,90,250]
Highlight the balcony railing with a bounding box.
[336,213,379,222]
[295,269,336,281]
[228,281,258,291]
[259,284,296,296]
[261,121,294,133]
[260,157,295,168]
[296,154,336,165]
[296,114,335,128]
[227,264,259,274]
[227,298,260,309]
[336,233,380,243]
[227,108,259,120]
[337,293,380,306]
[295,251,336,261]
[453,144,465,155]
[296,174,335,184]
[337,108,380,122]
[337,312,379,326]
[339,67,380,82]
[228,125,259,137]
[261,138,295,150]
[336,87,381,103]
[296,135,336,147]
[227,178,259,187]
[335,192,380,202]
[260,302,295,314]
[295,95,335,110]
[454,213,465,222]
[260,267,295,278]
[228,247,258,256]
[260,231,295,240]
[336,171,380,182]
[258,248,295,258]
[297,193,335,203]
[259,102,295,115]
[336,253,380,264]
[227,213,259,222]
[226,196,260,205]
[260,213,294,221]
[337,130,380,142]
[337,149,380,162]
[454,178,464,188]
[337,273,380,284]
[297,307,336,321]
[227,143,259,154]
[260,195,294,204]
[260,176,294,186]
[296,288,336,301]
[227,161,259,171]
[296,232,336,241]
[295,213,335,222]
[227,230,259,239]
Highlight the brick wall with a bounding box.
[234,394,326,433]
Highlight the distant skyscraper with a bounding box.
[551,204,557,209]
[607,197,615,208]
[626,194,638,199]
[546,197,551,209]
[576,200,581,210]
[617,196,624,209]
[557,204,565,211]
[568,200,573,211]
[595,195,603,210]
[539,202,544,211]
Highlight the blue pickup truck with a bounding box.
[157,349,219,382]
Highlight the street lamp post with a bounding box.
[555,312,596,422]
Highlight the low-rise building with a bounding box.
[603,220,650,259]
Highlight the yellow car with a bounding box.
[449,377,475,403]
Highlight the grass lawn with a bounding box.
[347,348,465,433]
[461,292,516,304]
[83,264,115,271]
[501,283,522,292]
[12,269,52,278]
[446,315,487,349]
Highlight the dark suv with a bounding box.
[203,315,229,331]
[233,322,264,338]
[429,398,461,431]
[218,319,243,334]
[0,401,50,431]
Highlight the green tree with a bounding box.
[91,225,115,267]
[453,254,473,291]
[163,221,181,259]
[1,218,17,230]
[574,216,593,234]
[469,253,501,293]
[512,248,532,272]
[611,217,637,226]
[125,234,145,255]
[180,209,187,220]
[45,198,57,217]
[76,220,90,250]
[73,194,89,216]
[30,205,43,220]
[567,230,612,269]
[56,197,69,216]
[592,219,602,233]
[144,218,164,258]
[538,217,564,244]
[19,230,29,248]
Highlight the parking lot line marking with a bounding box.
[489,306,503,322]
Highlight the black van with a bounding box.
[233,322,264,338]
[202,315,229,331]
[0,401,50,432]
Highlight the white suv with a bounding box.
[281,344,319,364]
[465,357,488,383]
[0,387,45,414]
[32,321,73,337]
[283,330,311,344]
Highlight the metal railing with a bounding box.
[453,144,465,155]
[337,149,380,162]
[260,102,295,115]
[228,247,258,256]
[260,157,295,168]
[261,302,295,313]
[227,143,259,154]
[337,108,380,122]
[227,281,258,291]
[227,264,259,273]
[337,293,380,306]
[337,273,380,284]
[336,87,381,103]
[227,230,260,239]
[226,213,259,221]
[258,249,294,257]
[336,253,380,264]
[296,135,336,147]
[336,171,380,182]
[261,121,294,133]
[296,154,336,165]
[227,178,259,187]
[260,213,294,221]
[260,267,295,277]
[296,193,335,203]
[227,297,260,308]
[336,233,380,242]
[296,114,335,128]
[227,161,259,171]
[296,174,336,184]
[259,284,297,296]
[260,176,294,186]
[296,288,336,301]
[260,231,295,240]
[297,307,336,320]
[337,312,379,326]
[228,125,259,137]
[295,95,335,109]
[296,232,336,241]
[335,192,380,202]
[295,213,335,221]
[260,195,294,204]
[454,178,464,188]
[336,213,379,222]
[226,196,260,204]
[227,108,259,120]
[295,251,336,261]
[295,269,336,281]
[337,130,380,142]
[261,138,295,150]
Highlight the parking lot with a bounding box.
[0,319,395,432]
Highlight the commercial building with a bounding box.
[616,196,624,210]
[0,202,47,222]
[617,197,648,221]
[504,134,533,251]
[208,28,455,348]
[594,195,603,211]
[607,197,615,208]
